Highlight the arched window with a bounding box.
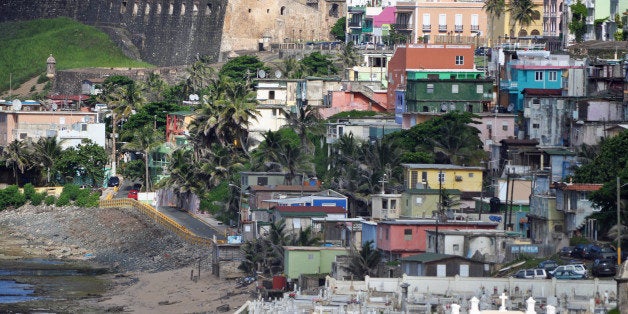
[518,29,528,37]
[531,29,540,36]
[181,3,186,15]
[120,1,127,14]
[532,10,541,20]
[280,6,286,15]
[205,3,212,15]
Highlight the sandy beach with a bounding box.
[0,205,255,313]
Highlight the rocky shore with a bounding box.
[0,204,253,313]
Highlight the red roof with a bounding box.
[555,183,603,192]
[522,88,563,96]
[47,94,90,102]
[274,205,346,214]
[250,185,320,192]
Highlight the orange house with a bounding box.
[386,44,476,109]
[376,219,498,259]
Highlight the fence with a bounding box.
[99,198,213,247]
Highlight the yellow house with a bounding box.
[401,164,484,193]
[488,0,544,46]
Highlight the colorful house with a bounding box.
[386,44,489,124]
[283,246,350,280]
[400,252,490,277]
[272,205,347,234]
[401,164,484,193]
[376,219,498,259]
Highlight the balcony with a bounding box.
[438,24,447,32]
[544,11,557,18]
[349,21,362,28]
[454,25,463,33]
[394,23,412,31]
[422,24,431,32]
[470,25,480,32]
[585,16,594,25]
[585,0,594,8]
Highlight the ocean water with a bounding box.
[0,279,39,303]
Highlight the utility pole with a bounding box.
[435,169,443,253]
[618,177,623,265]
[504,169,510,231]
[509,171,515,231]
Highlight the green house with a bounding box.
[283,246,349,280]
[405,71,493,113]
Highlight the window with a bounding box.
[535,71,544,81]
[532,123,540,129]
[452,84,459,93]
[404,229,412,241]
[455,56,464,65]
[271,108,277,117]
[468,173,474,177]
[453,244,460,251]
[308,254,314,260]
[385,228,389,240]
[423,13,430,25]
[427,84,434,93]
[269,90,275,99]
[548,71,557,81]
[502,124,508,131]
[471,14,479,29]
[416,197,423,204]
[476,84,483,93]
[438,171,445,182]
[390,199,397,209]
[382,199,388,209]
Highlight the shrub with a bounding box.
[55,194,71,207]
[44,195,56,206]
[74,189,96,207]
[0,185,26,209]
[23,183,36,200]
[36,74,48,84]
[30,192,47,206]
[61,184,81,201]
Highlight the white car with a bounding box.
[549,264,587,278]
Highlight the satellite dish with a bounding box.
[189,94,199,101]
[275,70,282,79]
[258,69,266,78]
[52,103,58,111]
[11,99,22,111]
[507,103,514,112]
[440,103,448,112]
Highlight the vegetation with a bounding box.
[0,184,98,211]
[508,0,537,37]
[330,17,346,41]
[344,241,382,280]
[0,17,151,94]
[568,0,587,43]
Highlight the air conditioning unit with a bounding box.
[455,175,463,181]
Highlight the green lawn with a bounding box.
[0,17,152,93]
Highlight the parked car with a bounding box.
[107,176,120,187]
[132,183,143,191]
[571,244,595,259]
[513,268,548,279]
[591,258,617,277]
[537,260,559,272]
[559,246,574,257]
[475,46,489,56]
[127,189,139,200]
[589,245,617,260]
[549,264,587,278]
[552,269,586,280]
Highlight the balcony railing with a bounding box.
[454,25,463,32]
[394,23,412,31]
[349,21,362,28]
[470,25,479,32]
[543,11,557,18]
[585,16,594,25]
[438,24,447,32]
[422,24,431,31]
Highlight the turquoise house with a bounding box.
[284,246,349,280]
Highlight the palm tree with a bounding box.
[344,240,381,279]
[282,104,322,155]
[121,125,164,192]
[337,42,360,79]
[290,226,321,246]
[1,140,32,185]
[509,0,536,37]
[32,137,64,185]
[483,0,506,45]
[276,57,304,79]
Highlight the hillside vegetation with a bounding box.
[0,17,152,94]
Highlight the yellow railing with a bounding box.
[99,198,213,248]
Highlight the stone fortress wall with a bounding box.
[0,0,344,66]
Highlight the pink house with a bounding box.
[319,89,389,119]
[376,219,498,259]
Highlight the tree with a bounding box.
[330,17,346,41]
[219,55,268,84]
[282,104,323,156]
[55,140,107,186]
[568,0,587,43]
[483,0,506,44]
[344,240,381,279]
[32,137,64,185]
[300,52,338,77]
[1,140,31,185]
[121,125,164,192]
[337,42,360,79]
[275,57,305,79]
[508,0,537,36]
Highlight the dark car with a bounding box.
[107,176,120,187]
[571,244,595,259]
[589,246,616,260]
[538,260,559,272]
[591,258,617,277]
[559,246,574,257]
[475,46,489,56]
[132,183,143,191]
[127,189,139,200]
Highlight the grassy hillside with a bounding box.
[0,17,152,94]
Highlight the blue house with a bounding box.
[500,52,585,120]
[268,189,348,210]
[361,221,377,249]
